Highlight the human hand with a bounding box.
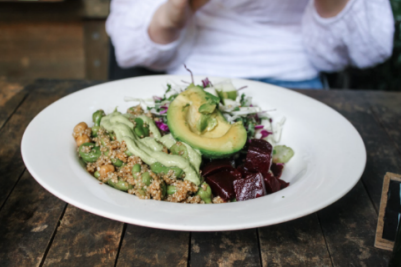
[162,0,210,29]
[149,0,210,44]
[314,0,349,18]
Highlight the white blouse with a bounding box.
[106,0,394,81]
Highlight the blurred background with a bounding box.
[0,0,400,90]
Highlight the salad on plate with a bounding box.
[72,76,294,204]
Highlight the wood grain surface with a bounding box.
[259,214,332,266]
[84,21,109,81]
[318,181,391,266]
[300,90,398,266]
[0,170,66,267]
[0,22,85,80]
[367,92,401,154]
[0,81,400,267]
[0,77,27,130]
[190,230,261,267]
[0,80,96,209]
[0,0,110,21]
[43,206,123,267]
[117,226,189,267]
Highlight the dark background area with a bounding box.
[0,0,400,90]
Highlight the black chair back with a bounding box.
[108,41,164,81]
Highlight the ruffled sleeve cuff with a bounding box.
[302,0,394,72]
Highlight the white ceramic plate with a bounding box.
[21,75,366,231]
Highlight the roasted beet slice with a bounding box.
[279,179,289,189]
[229,168,243,180]
[245,139,273,176]
[264,172,281,194]
[236,164,253,178]
[248,139,273,154]
[205,170,238,201]
[233,172,266,201]
[202,159,233,177]
[270,163,284,179]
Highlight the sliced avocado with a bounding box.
[198,102,216,114]
[197,114,218,133]
[205,117,217,132]
[167,84,247,158]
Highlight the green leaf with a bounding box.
[204,92,220,105]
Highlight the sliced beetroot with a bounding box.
[205,170,238,201]
[233,172,266,201]
[229,168,243,180]
[202,159,233,177]
[248,139,273,154]
[271,163,284,179]
[244,139,273,176]
[264,172,281,194]
[279,179,289,189]
[236,164,252,178]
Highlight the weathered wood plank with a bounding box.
[190,230,261,267]
[81,0,110,18]
[84,21,109,81]
[0,0,110,21]
[371,105,401,154]
[365,91,401,154]
[43,206,123,267]
[0,80,98,211]
[258,214,332,267]
[116,225,189,267]
[0,78,27,130]
[0,80,101,266]
[318,181,392,266]
[0,170,66,267]
[0,22,85,80]
[297,90,398,266]
[363,91,401,112]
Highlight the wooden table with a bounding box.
[1,79,400,267]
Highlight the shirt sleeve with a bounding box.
[302,0,395,72]
[106,0,195,70]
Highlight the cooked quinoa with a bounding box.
[73,106,214,204]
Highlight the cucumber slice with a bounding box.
[272,145,294,163]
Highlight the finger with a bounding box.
[190,0,210,12]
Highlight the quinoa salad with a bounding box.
[72,77,294,204]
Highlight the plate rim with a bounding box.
[21,75,367,231]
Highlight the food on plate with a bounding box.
[167,84,247,158]
[72,78,294,203]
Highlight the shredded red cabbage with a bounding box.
[260,130,272,139]
[159,109,168,115]
[184,64,194,84]
[202,78,211,88]
[160,103,169,109]
[255,125,264,130]
[155,121,169,132]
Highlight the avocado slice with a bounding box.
[167,84,247,158]
[198,102,216,114]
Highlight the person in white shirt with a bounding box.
[106,0,394,89]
